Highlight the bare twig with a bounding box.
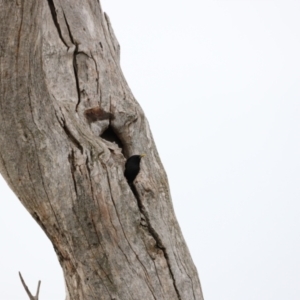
[19,272,41,300]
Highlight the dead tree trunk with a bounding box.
[0,1,204,299]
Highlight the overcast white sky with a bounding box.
[1,0,300,299]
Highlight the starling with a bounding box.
[124,154,146,184]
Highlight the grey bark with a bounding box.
[0,1,204,299]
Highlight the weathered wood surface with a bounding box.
[0,1,204,299]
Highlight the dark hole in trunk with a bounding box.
[101,126,124,153]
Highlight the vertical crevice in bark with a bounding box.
[46,0,68,48]
[62,123,84,153]
[73,44,81,112]
[68,150,78,196]
[90,54,100,95]
[62,12,81,111]
[131,184,182,300]
[16,1,24,56]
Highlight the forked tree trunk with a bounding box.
[0,1,204,299]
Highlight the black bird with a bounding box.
[124,154,146,184]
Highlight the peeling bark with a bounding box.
[0,1,204,299]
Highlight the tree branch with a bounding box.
[19,272,41,300]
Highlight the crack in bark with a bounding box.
[131,185,181,300]
[62,122,83,153]
[71,207,104,299]
[174,237,197,299]
[140,236,165,295]
[69,155,117,298]
[62,11,75,44]
[16,0,24,58]
[26,89,81,279]
[105,178,142,299]
[104,166,157,300]
[90,53,100,95]
[46,0,68,48]
[62,12,81,111]
[26,160,42,207]
[95,174,141,295]
[116,245,155,300]
[85,155,96,200]
[68,149,78,196]
[27,87,62,226]
[73,53,81,111]
[24,104,82,293]
[89,216,115,288]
